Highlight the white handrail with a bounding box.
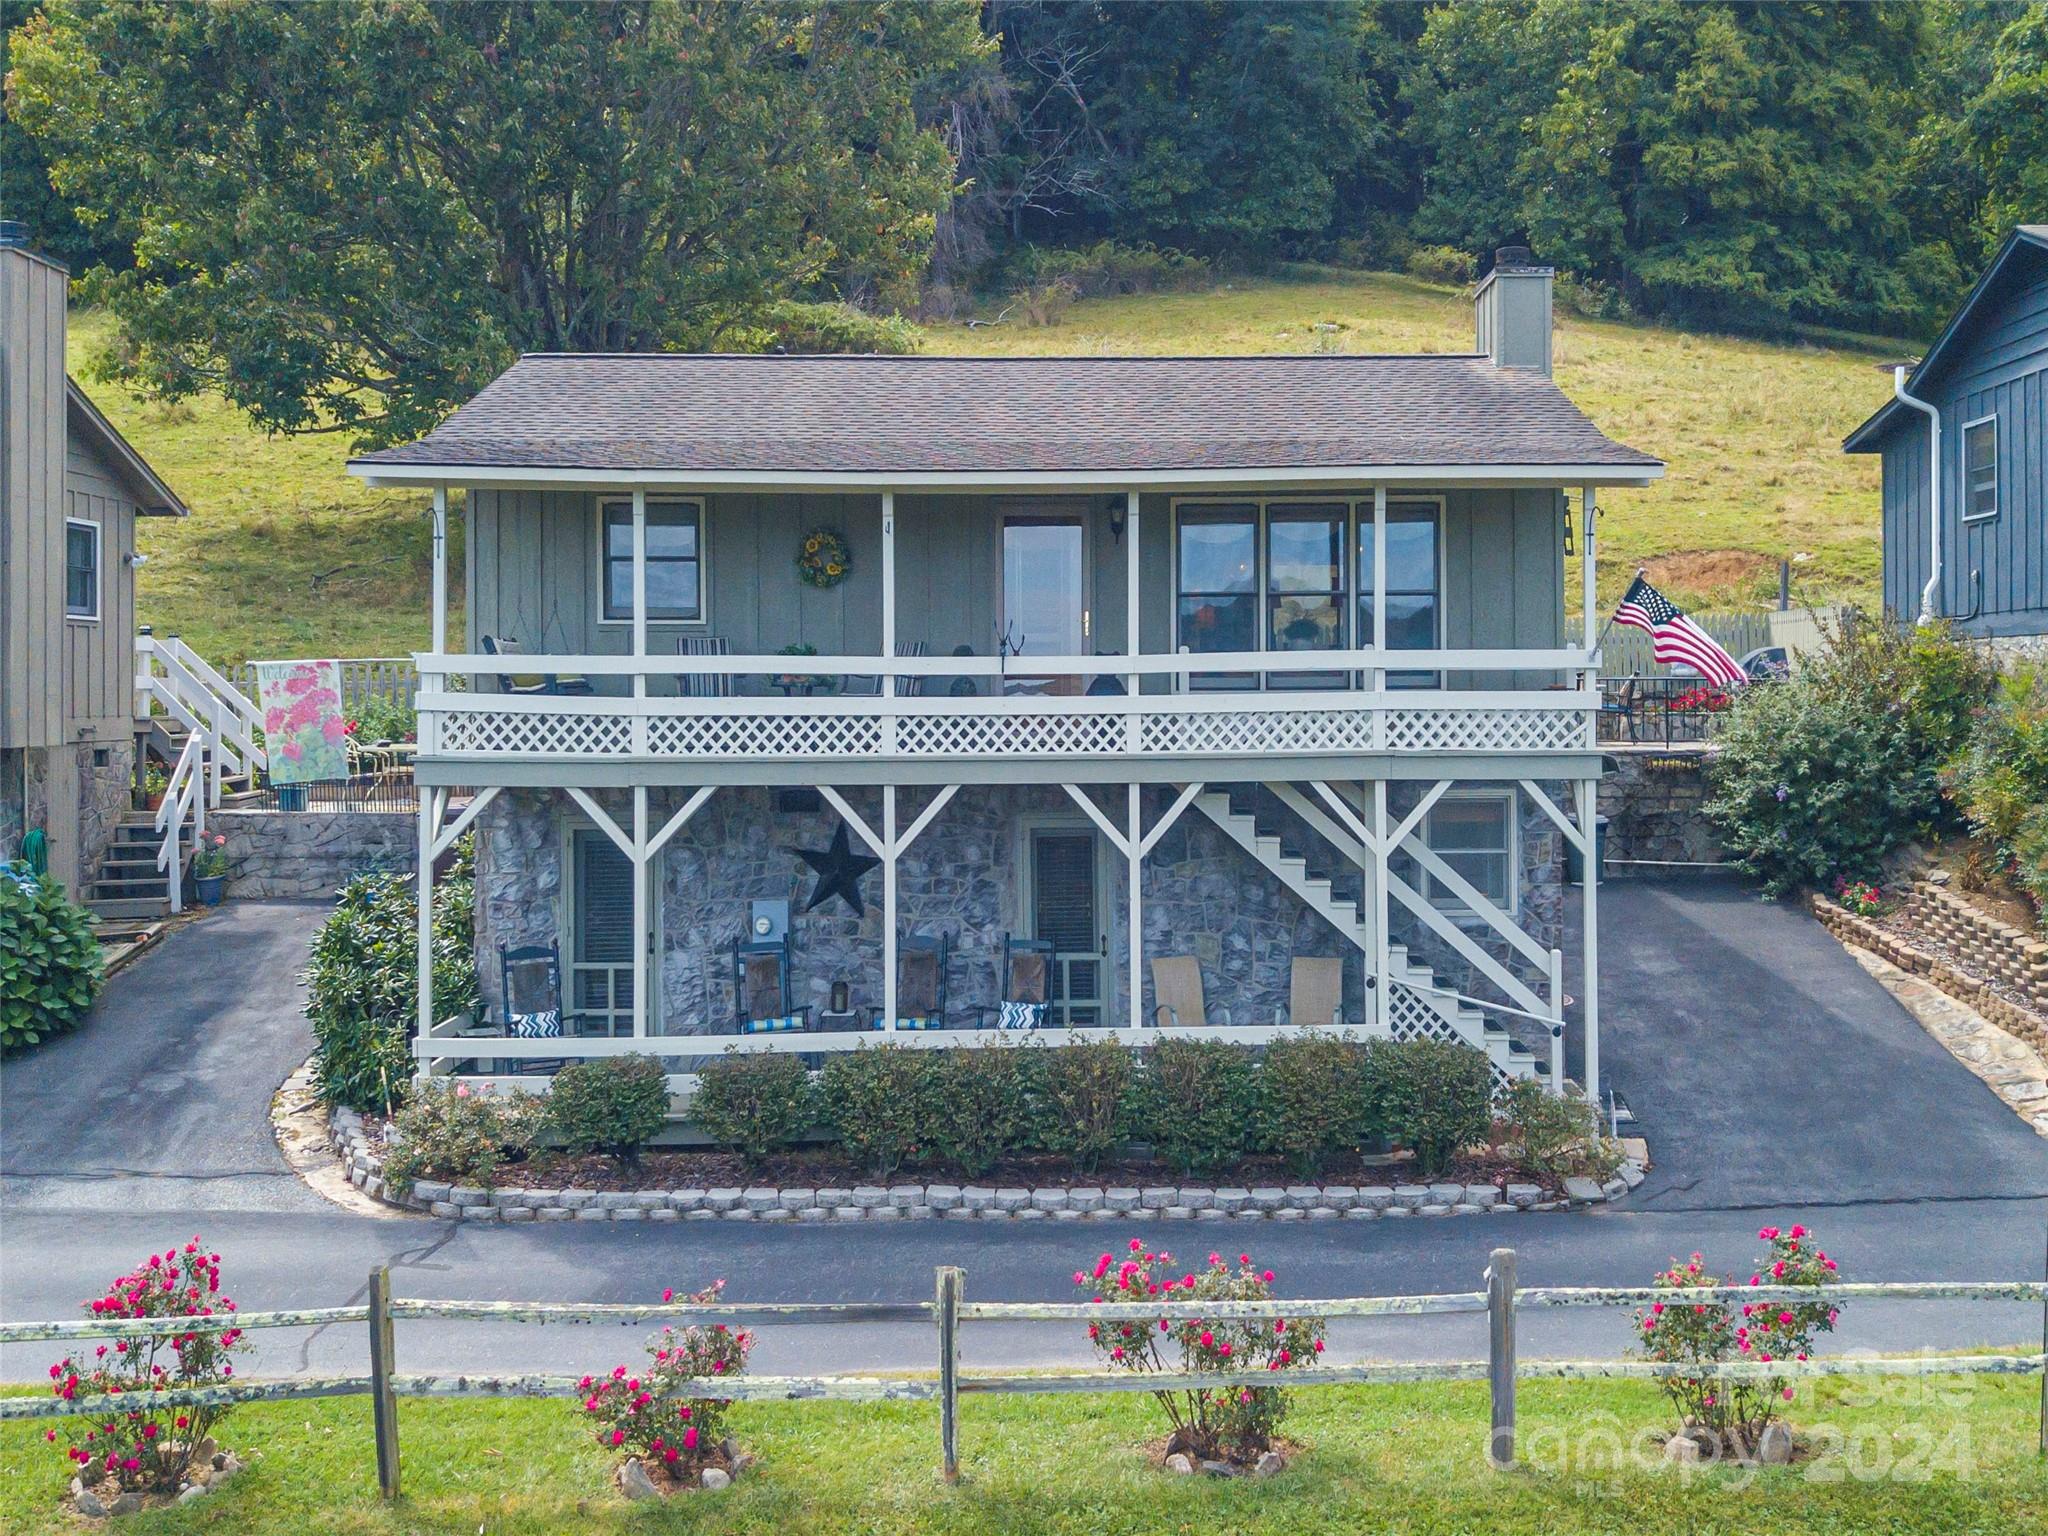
[413,687,1599,719]
[154,731,206,914]
[424,646,1594,678]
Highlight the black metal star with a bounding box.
[788,821,880,917]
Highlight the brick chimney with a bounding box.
[1474,246,1554,374]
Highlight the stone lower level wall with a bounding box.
[1598,746,1724,869]
[3,738,134,893]
[76,740,135,885]
[212,808,415,899]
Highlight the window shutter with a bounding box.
[1032,833,1097,953]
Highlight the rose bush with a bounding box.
[580,1282,753,1485]
[381,1079,542,1195]
[1075,1240,1325,1464]
[44,1239,245,1496]
[1633,1223,1842,1453]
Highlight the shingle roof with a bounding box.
[351,353,1660,476]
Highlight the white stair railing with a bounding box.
[135,633,266,808]
[153,731,206,914]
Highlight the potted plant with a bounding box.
[191,833,231,906]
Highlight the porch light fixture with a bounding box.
[1108,497,1126,544]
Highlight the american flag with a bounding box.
[1612,575,1747,686]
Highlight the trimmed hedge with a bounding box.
[691,1050,817,1165]
[547,1054,671,1165]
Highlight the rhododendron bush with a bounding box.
[1075,1240,1325,1462]
[580,1282,753,1480]
[1634,1224,1842,1449]
[44,1239,245,1495]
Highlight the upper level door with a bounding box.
[1001,515,1091,694]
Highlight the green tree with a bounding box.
[8,0,983,447]
[1964,3,2048,239]
[0,1,127,270]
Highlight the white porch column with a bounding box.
[881,492,896,698]
[1128,781,1144,1027]
[632,488,648,691]
[1371,779,1391,1032]
[430,486,449,656]
[1580,486,1597,666]
[631,785,650,1038]
[1371,485,1388,694]
[882,785,898,1029]
[1125,491,1141,692]
[1576,776,1601,1107]
[415,787,439,1088]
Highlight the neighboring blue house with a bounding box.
[1845,226,2046,654]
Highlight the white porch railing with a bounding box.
[413,648,1596,764]
[135,633,266,912]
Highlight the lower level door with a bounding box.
[1030,828,1104,1026]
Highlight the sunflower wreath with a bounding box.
[796,527,852,589]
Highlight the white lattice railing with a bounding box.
[415,647,1596,765]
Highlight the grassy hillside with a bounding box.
[73,269,1897,663]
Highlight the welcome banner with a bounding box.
[255,659,348,784]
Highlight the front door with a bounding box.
[1029,828,1104,1026]
[1001,515,1089,694]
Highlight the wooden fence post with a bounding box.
[367,1267,401,1499]
[1487,1248,1517,1471]
[2038,1223,2046,1457]
[936,1266,963,1482]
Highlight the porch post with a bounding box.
[1127,780,1143,1028]
[631,785,650,1039]
[430,487,448,657]
[1125,490,1141,694]
[1372,779,1391,1032]
[631,490,649,754]
[883,785,899,1030]
[415,787,436,1087]
[1371,485,1388,693]
[1576,776,1600,1106]
[882,492,896,697]
[1580,486,1597,665]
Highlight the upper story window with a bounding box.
[601,499,703,622]
[64,518,100,620]
[1962,415,1998,521]
[1359,501,1441,687]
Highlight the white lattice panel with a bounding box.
[1141,709,1378,757]
[437,710,633,757]
[896,710,1128,758]
[1380,708,1586,754]
[1385,980,1520,1096]
[647,712,884,758]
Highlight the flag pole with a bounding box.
[1586,566,1644,661]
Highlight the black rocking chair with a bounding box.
[870,930,950,1030]
[973,934,1054,1030]
[734,932,809,1034]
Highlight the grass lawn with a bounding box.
[71,266,1895,663]
[3,1374,2041,1534]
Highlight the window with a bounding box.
[1359,501,1440,686]
[64,519,100,620]
[1395,791,1516,914]
[1175,506,1259,689]
[601,500,702,621]
[1962,416,1998,521]
[568,828,637,1032]
[1266,504,1347,688]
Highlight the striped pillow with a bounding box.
[873,1017,941,1031]
[742,1016,805,1034]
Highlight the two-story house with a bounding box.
[1845,226,2047,654]
[350,248,1661,1108]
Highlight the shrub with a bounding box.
[546,1054,671,1166]
[1139,1039,1258,1176]
[45,1238,246,1495]
[1634,1224,1842,1452]
[381,1080,541,1195]
[1076,1240,1325,1464]
[743,298,920,355]
[1038,1039,1137,1174]
[1367,1038,1491,1177]
[1944,664,2048,910]
[819,1045,947,1180]
[1403,243,1475,286]
[304,845,478,1113]
[1258,1033,1369,1177]
[925,1048,1044,1178]
[690,1051,818,1166]
[580,1281,752,1480]
[1008,240,1210,300]
[0,868,103,1053]
[346,694,416,744]
[1497,1078,1605,1183]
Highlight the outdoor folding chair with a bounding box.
[1152,955,1232,1028]
[1285,955,1344,1029]
[677,635,732,698]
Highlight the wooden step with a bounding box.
[88,896,173,920]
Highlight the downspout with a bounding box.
[1892,365,1942,623]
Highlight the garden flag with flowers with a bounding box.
[255,659,348,784]
[1611,576,1747,687]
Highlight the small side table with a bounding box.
[817,1010,863,1034]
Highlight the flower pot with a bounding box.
[276,782,308,812]
[194,874,226,906]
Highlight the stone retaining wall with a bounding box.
[330,1106,1643,1224]
[1598,746,1724,870]
[213,808,414,899]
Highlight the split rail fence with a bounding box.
[2,1255,2042,1497]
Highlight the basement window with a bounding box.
[1393,790,1517,916]
[1962,415,1998,521]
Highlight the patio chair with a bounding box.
[870,930,950,1031]
[496,941,568,1075]
[972,934,1053,1029]
[677,635,732,698]
[733,932,809,1034]
[1151,955,1232,1028]
[843,640,930,697]
[1598,677,1643,743]
[1284,956,1344,1029]
[480,634,594,697]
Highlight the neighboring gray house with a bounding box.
[2,236,187,898]
[350,248,1662,1106]
[1845,226,2047,652]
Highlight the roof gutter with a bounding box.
[1891,365,1942,623]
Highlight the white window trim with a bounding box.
[1960,413,1999,523]
[1412,786,1519,919]
[1166,493,1447,689]
[559,818,662,1034]
[64,517,101,622]
[594,496,710,627]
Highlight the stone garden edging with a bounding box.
[329,1107,1646,1225]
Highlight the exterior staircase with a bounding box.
[1192,787,1541,1085]
[85,814,185,920]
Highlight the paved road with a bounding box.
[2,885,2043,1384]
